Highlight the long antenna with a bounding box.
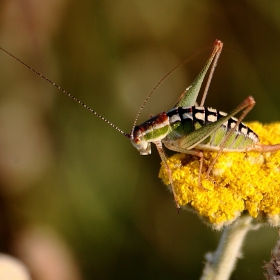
[0,47,130,139]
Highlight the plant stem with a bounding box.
[201,215,254,280]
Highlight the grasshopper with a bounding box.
[1,40,280,210]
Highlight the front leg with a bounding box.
[154,141,181,211]
[163,141,204,187]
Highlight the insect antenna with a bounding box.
[0,47,130,139]
[130,44,211,137]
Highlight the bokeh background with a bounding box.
[0,1,279,279]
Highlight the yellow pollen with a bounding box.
[158,122,280,229]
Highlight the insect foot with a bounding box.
[159,122,280,230]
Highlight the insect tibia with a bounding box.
[199,40,223,106]
[174,39,223,108]
[250,143,280,152]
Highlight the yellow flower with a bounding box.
[159,122,280,230]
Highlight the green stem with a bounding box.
[201,215,254,280]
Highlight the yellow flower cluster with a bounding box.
[159,122,280,230]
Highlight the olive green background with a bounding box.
[0,1,279,279]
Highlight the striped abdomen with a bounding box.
[166,106,259,152]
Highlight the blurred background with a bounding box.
[0,0,279,279]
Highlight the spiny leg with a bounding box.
[206,96,256,177]
[163,141,204,187]
[199,41,223,107]
[194,150,204,187]
[154,141,181,211]
[250,143,280,153]
[174,40,223,108]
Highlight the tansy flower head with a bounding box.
[159,122,280,230]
